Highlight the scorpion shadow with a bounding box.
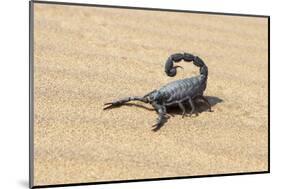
[167,96,223,116]
[108,96,223,131]
[152,96,223,131]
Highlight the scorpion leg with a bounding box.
[178,102,186,118]
[104,96,148,110]
[165,96,191,118]
[151,102,166,132]
[188,98,198,117]
[162,106,171,119]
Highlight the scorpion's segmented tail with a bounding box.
[165,53,208,80]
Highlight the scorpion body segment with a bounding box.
[104,53,211,131]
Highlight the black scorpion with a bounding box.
[104,53,212,131]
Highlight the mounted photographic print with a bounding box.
[29,1,270,188]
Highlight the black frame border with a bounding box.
[29,1,270,188]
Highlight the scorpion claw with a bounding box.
[151,117,165,131]
[152,127,160,132]
[152,121,161,129]
[103,102,120,110]
[152,120,159,128]
[103,105,113,110]
[151,123,162,131]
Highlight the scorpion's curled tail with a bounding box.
[165,52,208,80]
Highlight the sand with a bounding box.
[33,3,269,186]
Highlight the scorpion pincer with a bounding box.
[104,53,212,131]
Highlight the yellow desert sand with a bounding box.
[33,3,268,186]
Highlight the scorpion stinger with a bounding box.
[104,52,212,131]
